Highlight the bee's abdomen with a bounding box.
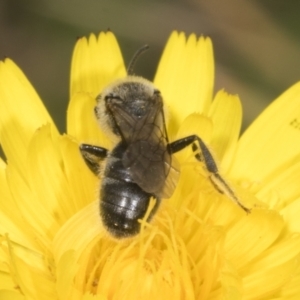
[101,178,153,238]
[100,147,160,238]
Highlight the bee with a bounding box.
[80,46,250,238]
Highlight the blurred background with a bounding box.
[1,0,300,132]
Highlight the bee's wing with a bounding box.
[118,105,180,198]
[159,156,180,198]
[123,139,180,198]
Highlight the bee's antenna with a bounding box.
[127,44,149,75]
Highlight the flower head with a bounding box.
[0,31,300,299]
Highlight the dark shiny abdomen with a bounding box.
[100,143,160,238]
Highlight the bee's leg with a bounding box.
[79,144,108,176]
[169,135,250,213]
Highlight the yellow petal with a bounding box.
[224,210,284,270]
[67,93,112,149]
[255,157,300,211]
[209,91,242,172]
[0,245,14,290]
[22,125,99,242]
[53,201,102,263]
[154,32,214,137]
[70,32,126,98]
[26,125,66,229]
[4,237,56,300]
[241,234,300,298]
[0,157,6,169]
[0,59,57,174]
[278,265,300,298]
[56,250,78,300]
[0,290,25,300]
[220,260,243,300]
[0,163,38,251]
[281,199,300,233]
[230,82,300,182]
[5,125,87,247]
[6,162,52,249]
[82,293,107,300]
[59,135,98,211]
[0,276,14,291]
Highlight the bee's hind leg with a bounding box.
[168,135,250,213]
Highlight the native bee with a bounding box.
[80,46,249,238]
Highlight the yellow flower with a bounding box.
[1,30,300,299]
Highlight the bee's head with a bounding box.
[95,76,162,138]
